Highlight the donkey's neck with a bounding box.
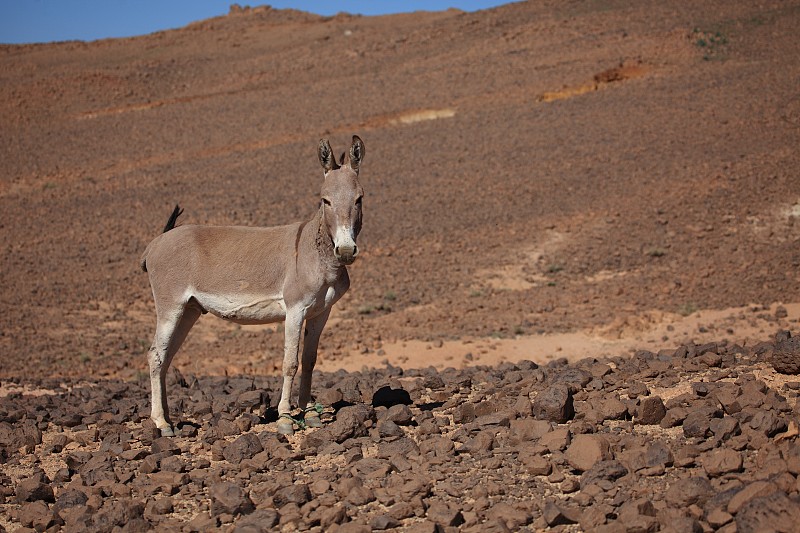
[308,205,342,276]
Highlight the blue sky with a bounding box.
[0,1,510,44]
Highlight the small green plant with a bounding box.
[383,291,397,301]
[692,28,728,61]
[43,182,57,190]
[358,305,374,315]
[547,264,563,274]
[469,289,483,298]
[513,325,525,335]
[547,281,557,287]
[79,352,91,363]
[678,302,699,317]
[647,248,667,258]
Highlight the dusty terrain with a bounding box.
[1,0,800,531]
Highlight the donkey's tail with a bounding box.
[141,205,183,272]
[162,205,184,233]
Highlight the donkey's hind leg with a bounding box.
[148,302,201,436]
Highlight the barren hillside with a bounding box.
[3,1,799,379]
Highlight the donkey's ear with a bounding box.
[318,139,339,173]
[348,135,365,174]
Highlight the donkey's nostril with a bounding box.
[352,245,359,257]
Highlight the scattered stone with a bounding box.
[565,434,612,472]
[665,477,714,508]
[15,478,55,503]
[636,396,666,424]
[736,491,800,533]
[385,404,414,425]
[543,501,581,526]
[772,335,800,374]
[581,460,628,489]
[272,484,311,508]
[210,482,254,516]
[702,448,743,477]
[223,433,263,464]
[426,501,465,527]
[532,384,574,423]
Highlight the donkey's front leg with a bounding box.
[299,308,331,428]
[277,308,305,435]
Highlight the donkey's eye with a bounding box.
[321,198,331,206]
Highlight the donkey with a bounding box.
[140,135,365,436]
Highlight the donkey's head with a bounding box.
[318,135,365,265]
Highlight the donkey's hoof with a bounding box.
[276,419,295,435]
[159,425,176,437]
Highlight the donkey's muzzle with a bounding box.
[335,244,358,265]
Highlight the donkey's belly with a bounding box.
[195,292,287,325]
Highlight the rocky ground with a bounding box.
[2,330,800,532]
[2,0,800,530]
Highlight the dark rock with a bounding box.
[319,503,348,528]
[665,477,714,508]
[151,436,180,455]
[580,460,628,489]
[726,481,779,514]
[521,453,552,476]
[15,478,55,503]
[682,406,722,438]
[384,404,414,425]
[144,496,174,517]
[643,441,674,469]
[453,403,476,424]
[160,454,186,472]
[78,453,116,485]
[327,404,374,442]
[532,384,574,423]
[772,335,800,374]
[18,500,62,530]
[509,418,551,442]
[210,482,254,516]
[487,501,532,529]
[223,433,263,464]
[636,396,666,425]
[426,501,465,527]
[237,389,269,410]
[748,410,787,437]
[371,514,400,530]
[736,491,800,533]
[702,448,743,477]
[378,436,420,458]
[661,407,688,428]
[378,419,404,438]
[543,501,581,526]
[551,368,592,390]
[272,484,311,508]
[92,499,145,531]
[565,434,612,472]
[54,488,88,512]
[539,427,571,452]
[709,416,739,441]
[235,509,279,531]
